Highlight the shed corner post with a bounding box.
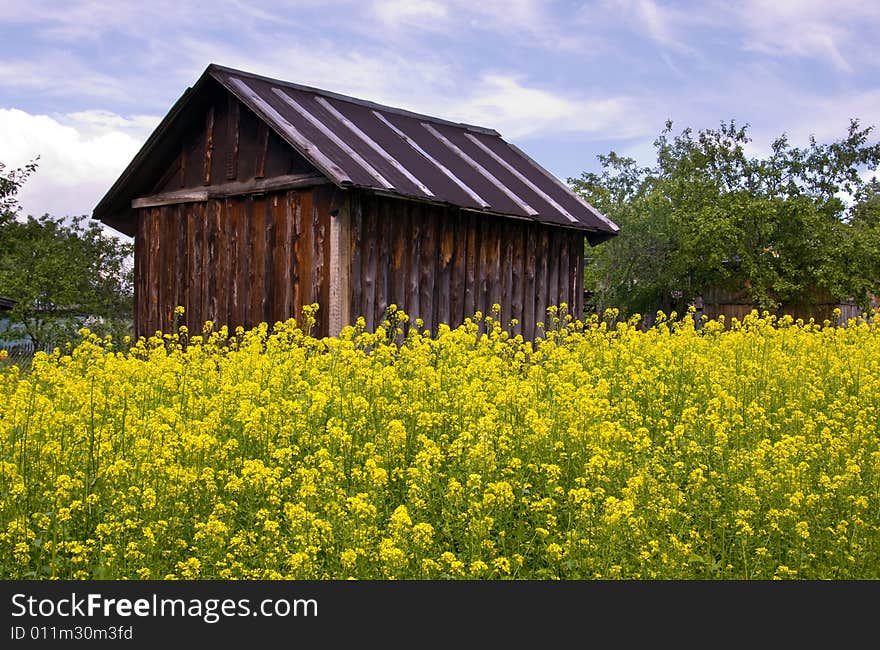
[328,192,352,337]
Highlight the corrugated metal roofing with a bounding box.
[208,64,618,236]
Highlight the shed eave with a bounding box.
[92,81,201,234]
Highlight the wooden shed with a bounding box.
[94,64,619,340]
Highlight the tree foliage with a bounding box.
[571,119,880,318]
[0,160,134,351]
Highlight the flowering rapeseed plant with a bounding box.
[1,305,879,579]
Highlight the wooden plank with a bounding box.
[204,105,215,186]
[464,212,477,321]
[256,121,268,179]
[271,195,288,323]
[147,209,159,335]
[134,189,208,209]
[177,205,187,331]
[226,95,240,180]
[398,201,412,330]
[523,224,537,340]
[132,173,328,208]
[190,203,209,326]
[510,225,525,338]
[164,206,176,329]
[133,212,142,338]
[227,199,239,330]
[500,222,513,332]
[264,196,275,325]
[558,228,570,319]
[337,193,351,333]
[175,205,189,325]
[248,196,265,328]
[140,211,148,337]
[535,227,550,333]
[154,208,165,332]
[317,187,331,337]
[362,195,377,332]
[150,209,157,334]
[179,142,186,189]
[155,206,165,329]
[199,203,213,334]
[406,201,422,324]
[437,208,454,327]
[328,193,351,335]
[290,191,303,321]
[419,206,436,332]
[152,155,181,194]
[574,235,584,319]
[298,190,314,328]
[190,204,204,331]
[155,207,164,334]
[234,198,250,330]
[349,192,362,326]
[286,193,298,321]
[450,210,466,328]
[264,129,298,178]
[199,204,210,331]
[213,200,228,329]
[488,218,502,321]
[172,205,185,330]
[477,216,491,320]
[184,130,204,188]
[189,204,199,331]
[389,197,407,314]
[547,227,560,316]
[377,197,392,323]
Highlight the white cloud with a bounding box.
[176,35,456,110]
[0,108,151,226]
[737,0,880,73]
[631,0,694,53]
[447,74,650,140]
[583,0,723,54]
[373,0,448,28]
[0,57,137,103]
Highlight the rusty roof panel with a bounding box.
[437,124,576,228]
[335,99,484,208]
[210,64,618,235]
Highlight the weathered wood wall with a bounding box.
[698,286,867,326]
[348,193,585,340]
[134,186,333,338]
[150,87,316,195]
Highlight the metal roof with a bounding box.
[208,64,618,236]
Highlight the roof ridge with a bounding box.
[206,63,501,137]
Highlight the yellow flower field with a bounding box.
[1,305,878,579]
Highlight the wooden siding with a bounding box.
[150,87,316,196]
[696,286,869,326]
[134,186,334,339]
[348,193,584,340]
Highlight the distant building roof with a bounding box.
[94,63,618,240]
[0,297,15,311]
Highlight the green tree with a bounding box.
[571,119,880,318]
[0,160,134,351]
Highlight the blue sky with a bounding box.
[1,0,879,239]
